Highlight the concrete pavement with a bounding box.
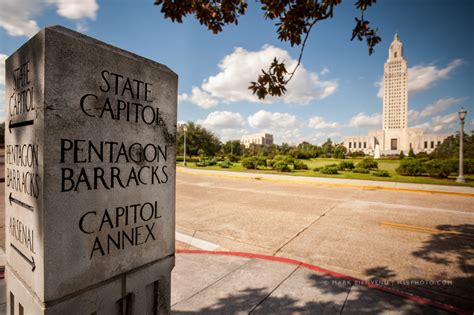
[175,168,474,311]
[0,248,465,314]
[171,250,459,314]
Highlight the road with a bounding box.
[175,169,474,310]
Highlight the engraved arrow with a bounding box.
[9,119,34,133]
[9,193,34,212]
[10,243,36,271]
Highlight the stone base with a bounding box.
[6,255,174,315]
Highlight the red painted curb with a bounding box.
[176,249,470,315]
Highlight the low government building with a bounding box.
[343,34,448,155]
[241,133,274,148]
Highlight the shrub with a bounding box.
[218,160,233,168]
[373,170,390,177]
[241,157,257,169]
[267,159,276,168]
[293,160,308,170]
[352,167,369,174]
[465,158,474,174]
[399,151,406,160]
[320,166,338,174]
[338,161,355,171]
[408,147,415,158]
[226,154,240,162]
[351,150,365,158]
[423,159,456,178]
[396,158,424,176]
[274,155,294,164]
[357,158,378,170]
[415,151,429,159]
[273,161,291,172]
[313,167,322,172]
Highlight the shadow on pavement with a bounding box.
[364,224,474,311]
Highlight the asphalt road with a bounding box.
[175,170,474,310]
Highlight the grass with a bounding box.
[179,158,474,187]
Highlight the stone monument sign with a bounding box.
[5,25,177,314]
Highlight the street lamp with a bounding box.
[456,107,467,183]
[183,124,188,166]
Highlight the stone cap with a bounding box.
[44,25,177,78]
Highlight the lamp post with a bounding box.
[183,124,188,166]
[456,107,467,183]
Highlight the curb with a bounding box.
[176,249,470,315]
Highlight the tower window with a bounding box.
[394,52,398,58]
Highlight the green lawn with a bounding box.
[179,158,474,187]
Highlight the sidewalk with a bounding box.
[0,249,467,314]
[177,167,474,197]
[171,250,466,314]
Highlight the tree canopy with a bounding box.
[154,0,380,99]
[430,132,474,160]
[177,121,221,156]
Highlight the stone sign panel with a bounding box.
[5,25,177,314]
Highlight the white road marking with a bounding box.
[176,232,221,251]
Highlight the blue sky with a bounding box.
[1,0,473,144]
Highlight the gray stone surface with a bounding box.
[171,253,250,306]
[4,25,177,311]
[253,268,351,314]
[172,257,297,314]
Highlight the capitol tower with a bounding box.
[382,33,408,150]
[343,33,448,155]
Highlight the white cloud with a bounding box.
[248,110,298,129]
[198,111,244,129]
[409,59,463,94]
[408,109,420,124]
[419,97,467,118]
[320,67,330,75]
[414,112,458,134]
[0,0,41,37]
[376,59,464,98]
[195,45,337,105]
[75,21,89,33]
[0,0,98,37]
[407,97,467,126]
[48,0,98,20]
[308,116,339,129]
[348,112,382,128]
[179,87,218,109]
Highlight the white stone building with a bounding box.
[343,34,448,155]
[240,133,274,148]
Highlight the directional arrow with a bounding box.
[10,243,36,271]
[9,193,34,212]
[9,119,34,133]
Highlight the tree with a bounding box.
[334,144,347,159]
[221,140,244,156]
[177,121,221,157]
[321,138,334,157]
[154,0,381,99]
[399,150,405,160]
[408,147,415,158]
[431,132,474,160]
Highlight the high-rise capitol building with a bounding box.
[343,34,447,155]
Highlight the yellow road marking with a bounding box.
[380,221,474,240]
[177,169,474,198]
